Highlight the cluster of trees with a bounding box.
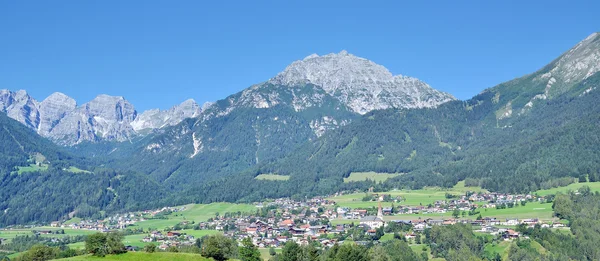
[269,239,423,261]
[0,168,168,226]
[8,244,82,261]
[84,232,126,257]
[0,234,86,253]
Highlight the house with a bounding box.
[503,219,519,226]
[167,231,182,237]
[521,218,539,225]
[50,222,61,227]
[289,227,305,236]
[382,207,393,215]
[366,229,377,236]
[279,219,294,227]
[360,216,385,229]
[428,220,444,226]
[503,229,520,240]
[413,223,427,232]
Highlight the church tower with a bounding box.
[377,200,383,219]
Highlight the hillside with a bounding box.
[0,113,72,172]
[172,33,600,202]
[0,114,169,227]
[72,52,453,188]
[1,33,600,225]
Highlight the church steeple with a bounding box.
[377,200,383,219]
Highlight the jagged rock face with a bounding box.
[47,95,138,144]
[486,32,600,119]
[0,90,40,129]
[534,32,600,98]
[131,99,201,131]
[38,92,77,136]
[269,51,456,114]
[0,89,205,144]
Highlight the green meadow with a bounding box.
[15,163,48,174]
[259,248,281,260]
[131,203,256,230]
[535,181,600,196]
[376,200,553,220]
[328,181,487,209]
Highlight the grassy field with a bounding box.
[259,248,281,260]
[255,174,290,181]
[378,201,554,221]
[57,252,212,261]
[535,181,600,196]
[485,241,511,260]
[329,181,489,209]
[64,217,83,225]
[343,172,401,183]
[131,203,256,230]
[16,163,48,174]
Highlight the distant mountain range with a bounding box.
[0,32,599,226]
[1,51,453,145]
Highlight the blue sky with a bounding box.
[1,1,599,111]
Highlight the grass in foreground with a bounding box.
[343,172,401,183]
[255,174,290,181]
[57,252,212,261]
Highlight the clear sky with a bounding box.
[1,1,599,111]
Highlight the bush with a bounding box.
[144,243,156,253]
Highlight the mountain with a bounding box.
[253,32,600,194]
[90,52,453,188]
[0,112,68,171]
[163,32,600,203]
[269,50,455,114]
[0,90,40,129]
[131,99,202,132]
[3,34,599,225]
[0,92,203,145]
[0,112,168,226]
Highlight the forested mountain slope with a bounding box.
[0,113,72,171]
[0,114,168,226]
[173,34,600,201]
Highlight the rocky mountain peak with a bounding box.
[0,89,40,129]
[269,51,455,114]
[534,32,600,98]
[84,94,136,122]
[130,99,201,132]
[38,92,77,135]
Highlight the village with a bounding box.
[34,190,566,251]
